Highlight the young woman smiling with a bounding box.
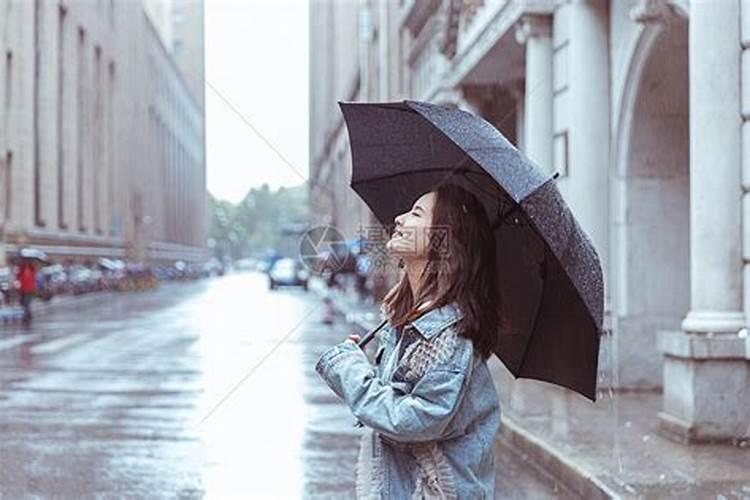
[316,182,505,499]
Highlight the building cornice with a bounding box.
[402,0,442,37]
[438,0,462,59]
[629,0,689,23]
[514,13,552,45]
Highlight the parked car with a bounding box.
[268,258,309,290]
[201,258,225,277]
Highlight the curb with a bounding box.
[312,284,621,500]
[497,416,621,500]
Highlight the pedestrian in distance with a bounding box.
[316,183,505,499]
[17,261,38,324]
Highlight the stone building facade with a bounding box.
[0,0,207,264]
[170,0,205,110]
[309,0,750,443]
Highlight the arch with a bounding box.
[611,18,689,389]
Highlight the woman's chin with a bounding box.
[385,240,404,257]
[386,242,414,259]
[385,238,405,254]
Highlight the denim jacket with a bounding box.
[315,302,502,499]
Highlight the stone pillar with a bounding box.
[742,0,750,318]
[505,14,554,416]
[657,0,750,443]
[565,0,611,346]
[377,0,390,100]
[682,3,744,335]
[515,14,553,174]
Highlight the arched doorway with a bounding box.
[614,18,689,390]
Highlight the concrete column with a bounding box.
[566,0,610,328]
[741,0,750,319]
[515,14,553,174]
[682,0,744,334]
[657,0,750,444]
[377,0,389,100]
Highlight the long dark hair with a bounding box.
[382,183,507,361]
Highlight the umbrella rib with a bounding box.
[515,244,549,371]
[351,164,492,186]
[457,168,506,200]
[351,166,453,185]
[353,162,519,228]
[488,173,561,229]
[491,204,522,230]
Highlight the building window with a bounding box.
[4,151,11,222]
[77,27,86,231]
[3,52,11,226]
[33,0,45,227]
[94,45,102,234]
[4,51,11,112]
[553,130,569,178]
[58,5,67,229]
[108,61,116,236]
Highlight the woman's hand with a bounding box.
[344,333,361,345]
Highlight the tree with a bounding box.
[208,182,310,261]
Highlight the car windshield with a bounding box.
[273,260,295,271]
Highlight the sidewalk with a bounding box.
[0,292,119,324]
[309,277,750,500]
[0,282,171,325]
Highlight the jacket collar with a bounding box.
[409,302,464,340]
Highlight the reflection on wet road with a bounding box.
[0,272,573,498]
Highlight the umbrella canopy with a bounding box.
[340,99,604,402]
[17,248,48,263]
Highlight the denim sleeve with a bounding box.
[315,338,473,443]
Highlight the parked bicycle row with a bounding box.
[2,248,226,324]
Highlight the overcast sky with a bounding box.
[205,0,309,204]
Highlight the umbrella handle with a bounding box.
[357,318,388,349]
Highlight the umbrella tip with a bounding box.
[552,172,560,180]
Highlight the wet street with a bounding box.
[0,272,573,498]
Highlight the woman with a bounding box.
[315,183,505,499]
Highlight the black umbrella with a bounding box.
[340,99,604,402]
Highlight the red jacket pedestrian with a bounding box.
[18,263,37,293]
